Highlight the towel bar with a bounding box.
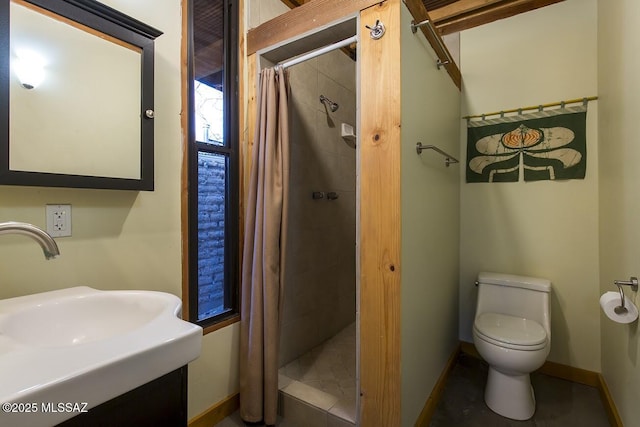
[415,142,459,167]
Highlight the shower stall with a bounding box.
[276,45,358,426]
[246,1,462,423]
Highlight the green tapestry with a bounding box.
[466,106,587,183]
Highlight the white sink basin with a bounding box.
[0,287,202,427]
[3,292,170,347]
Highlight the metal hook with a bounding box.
[366,20,386,40]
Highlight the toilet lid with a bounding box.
[475,313,547,346]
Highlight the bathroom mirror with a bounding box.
[0,0,162,190]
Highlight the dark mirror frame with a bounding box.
[0,0,162,190]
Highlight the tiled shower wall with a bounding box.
[279,49,357,366]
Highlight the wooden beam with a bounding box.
[277,0,357,61]
[241,53,257,268]
[428,0,508,21]
[247,0,382,55]
[279,0,299,8]
[274,0,567,40]
[239,0,256,344]
[180,0,190,322]
[435,0,565,35]
[359,1,402,425]
[404,0,462,90]
[279,0,303,7]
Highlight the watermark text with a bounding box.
[2,402,89,414]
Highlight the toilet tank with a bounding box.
[475,272,551,335]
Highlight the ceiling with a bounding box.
[274,0,562,66]
[280,0,564,35]
[193,0,565,85]
[423,0,458,10]
[421,0,564,35]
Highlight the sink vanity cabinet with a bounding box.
[0,287,202,427]
[57,366,188,427]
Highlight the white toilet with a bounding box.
[473,271,551,420]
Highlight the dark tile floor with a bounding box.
[429,353,611,427]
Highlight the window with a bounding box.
[187,0,239,327]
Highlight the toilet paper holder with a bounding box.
[613,276,638,311]
[614,277,638,291]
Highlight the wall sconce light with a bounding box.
[13,50,45,90]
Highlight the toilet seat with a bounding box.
[474,313,547,351]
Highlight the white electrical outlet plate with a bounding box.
[46,204,72,237]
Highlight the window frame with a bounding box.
[185,0,240,330]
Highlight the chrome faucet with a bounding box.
[0,221,60,259]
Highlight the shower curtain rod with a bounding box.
[278,35,358,69]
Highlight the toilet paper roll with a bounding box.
[600,291,639,324]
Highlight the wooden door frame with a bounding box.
[242,0,403,424]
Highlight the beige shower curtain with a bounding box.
[240,67,289,425]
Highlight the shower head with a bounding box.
[320,95,339,112]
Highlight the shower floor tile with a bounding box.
[280,322,356,398]
[278,322,357,425]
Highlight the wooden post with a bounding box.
[359,0,402,424]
